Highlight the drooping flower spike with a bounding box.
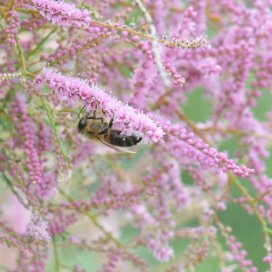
[35,67,164,143]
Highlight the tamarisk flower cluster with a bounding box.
[5,11,20,45]
[36,67,164,143]
[161,121,255,177]
[1,0,272,271]
[30,0,91,28]
[11,94,43,185]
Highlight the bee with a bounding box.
[77,106,142,153]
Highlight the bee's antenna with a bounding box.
[78,105,86,119]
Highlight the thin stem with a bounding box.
[82,3,102,19]
[175,109,209,144]
[58,189,123,248]
[53,237,61,272]
[134,0,171,87]
[1,172,28,209]
[40,97,69,167]
[254,189,272,203]
[218,174,234,202]
[27,26,57,60]
[14,35,35,78]
[9,0,15,10]
[232,175,272,233]
[90,20,207,49]
[15,36,27,72]
[85,212,123,248]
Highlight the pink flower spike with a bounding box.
[30,0,91,28]
[36,68,164,143]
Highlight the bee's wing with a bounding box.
[96,136,136,154]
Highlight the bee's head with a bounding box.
[78,117,87,132]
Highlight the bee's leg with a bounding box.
[98,117,114,135]
[90,116,104,122]
[108,118,114,129]
[78,105,86,119]
[108,111,115,128]
[89,108,105,122]
[98,128,108,135]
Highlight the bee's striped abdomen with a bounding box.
[106,130,142,147]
